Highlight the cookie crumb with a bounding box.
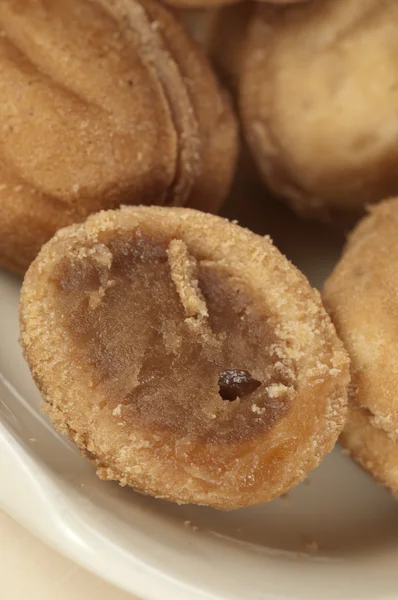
[113,404,122,416]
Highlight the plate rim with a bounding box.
[0,422,227,600]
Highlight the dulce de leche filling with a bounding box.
[52,231,295,444]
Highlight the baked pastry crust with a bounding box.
[0,0,237,274]
[340,401,398,496]
[166,0,307,8]
[240,0,398,225]
[324,198,398,493]
[20,206,349,509]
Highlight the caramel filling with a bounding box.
[53,232,294,443]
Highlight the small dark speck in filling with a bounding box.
[218,369,262,401]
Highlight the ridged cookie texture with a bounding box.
[0,0,237,273]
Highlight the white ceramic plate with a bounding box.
[1,177,398,600]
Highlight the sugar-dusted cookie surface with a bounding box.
[20,206,349,509]
[324,198,398,493]
[0,0,237,274]
[238,0,398,225]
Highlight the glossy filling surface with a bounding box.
[53,232,295,444]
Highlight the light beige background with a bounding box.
[0,510,139,600]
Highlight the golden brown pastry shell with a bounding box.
[20,206,349,509]
[215,0,398,225]
[324,198,398,493]
[0,0,237,274]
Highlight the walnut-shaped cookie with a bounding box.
[208,0,398,225]
[0,0,237,273]
[20,206,349,509]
